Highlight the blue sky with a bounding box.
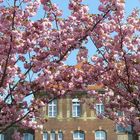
[52,0,140,14]
[3,0,140,19]
[51,0,140,17]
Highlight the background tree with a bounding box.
[0,0,139,139]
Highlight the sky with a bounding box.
[51,0,140,17]
[3,0,140,22]
[33,0,140,23]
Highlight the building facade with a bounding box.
[34,96,134,140]
[0,96,139,140]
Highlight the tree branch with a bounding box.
[0,0,16,87]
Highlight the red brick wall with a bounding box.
[35,98,117,140]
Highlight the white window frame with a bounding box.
[48,100,57,117]
[0,134,4,140]
[50,131,55,140]
[96,103,104,115]
[23,133,33,140]
[58,131,63,140]
[72,98,80,117]
[95,131,106,140]
[43,132,48,140]
[73,131,84,140]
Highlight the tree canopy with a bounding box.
[0,0,140,139]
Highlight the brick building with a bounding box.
[0,92,139,140]
[34,95,135,140]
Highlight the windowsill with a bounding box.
[72,116,81,118]
[48,116,57,118]
[116,131,132,134]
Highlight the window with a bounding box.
[0,134,4,140]
[72,98,80,117]
[58,131,63,140]
[43,132,48,140]
[96,104,104,115]
[117,111,124,116]
[116,111,132,133]
[73,131,84,140]
[116,124,132,133]
[50,131,56,140]
[116,124,125,132]
[23,133,33,140]
[48,100,57,117]
[95,131,106,140]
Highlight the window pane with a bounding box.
[73,132,78,138]
[29,134,33,140]
[48,106,52,116]
[43,132,48,140]
[23,133,33,140]
[72,99,80,117]
[116,124,132,133]
[96,105,100,114]
[48,106,52,110]
[24,133,28,140]
[58,132,63,140]
[72,106,77,117]
[77,106,80,116]
[96,104,104,115]
[117,111,123,116]
[50,132,55,140]
[126,125,132,132]
[79,132,84,138]
[95,131,100,137]
[72,107,75,116]
[48,100,57,117]
[0,134,4,140]
[100,131,105,138]
[116,124,125,132]
[101,105,104,113]
[49,112,52,116]
[95,131,106,140]
[54,106,57,116]
[73,131,84,140]
[53,100,57,104]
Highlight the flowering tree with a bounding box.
[0,0,139,138]
[81,2,140,133]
